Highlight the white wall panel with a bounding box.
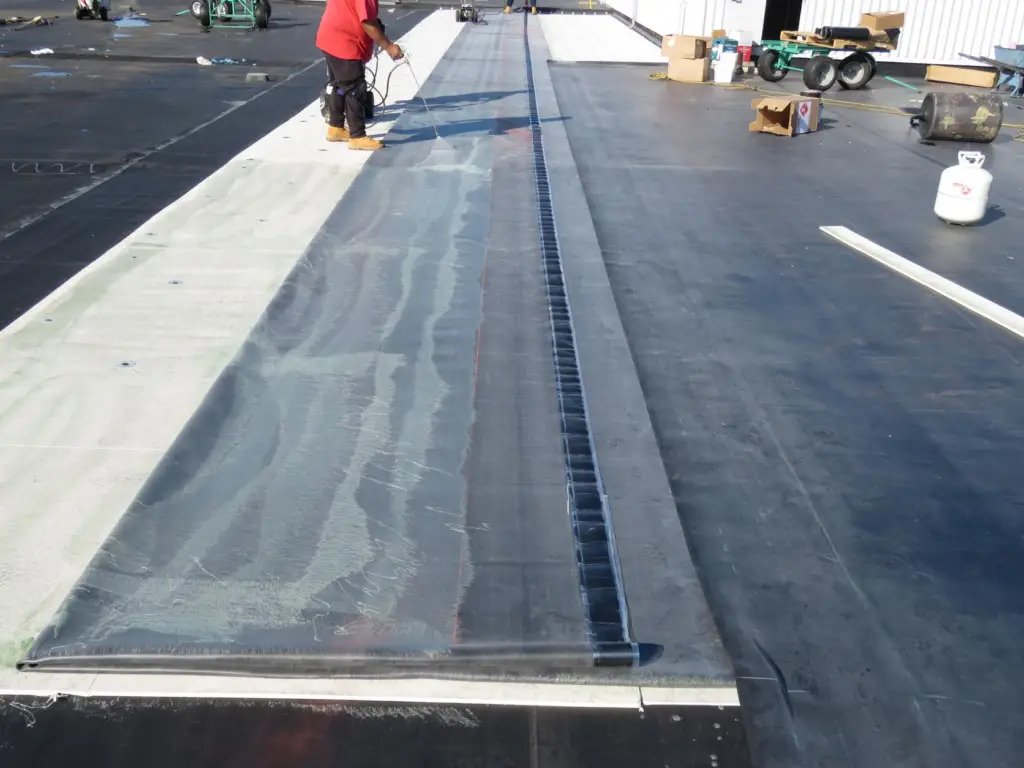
[797,0,1024,64]
[601,0,731,38]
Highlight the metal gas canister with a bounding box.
[934,151,993,225]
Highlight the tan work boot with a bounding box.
[530,5,537,12]
[502,5,509,12]
[326,126,350,142]
[349,136,384,151]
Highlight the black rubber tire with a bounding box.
[75,6,86,19]
[216,0,231,20]
[254,1,269,28]
[757,49,787,82]
[190,0,204,17]
[864,52,878,82]
[198,0,211,27]
[263,0,271,17]
[802,55,839,91]
[99,6,108,19]
[837,52,872,90]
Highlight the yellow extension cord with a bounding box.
[647,72,1024,139]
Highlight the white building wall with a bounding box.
[602,0,767,42]
[798,0,1024,64]
[603,0,1024,64]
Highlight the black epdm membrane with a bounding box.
[20,15,658,677]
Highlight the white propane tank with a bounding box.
[934,151,993,226]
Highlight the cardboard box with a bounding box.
[667,56,711,83]
[662,35,707,60]
[926,64,998,88]
[860,10,905,31]
[749,96,820,137]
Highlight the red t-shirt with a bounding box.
[316,0,379,62]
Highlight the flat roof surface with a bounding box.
[2,4,1024,766]
[0,4,735,708]
[551,61,1024,767]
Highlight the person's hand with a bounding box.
[386,43,404,61]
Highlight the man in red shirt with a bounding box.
[316,0,404,151]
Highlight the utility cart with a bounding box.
[758,28,898,91]
[75,0,109,20]
[191,0,271,29]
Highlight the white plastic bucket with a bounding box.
[714,51,738,84]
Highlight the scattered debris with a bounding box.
[1,15,58,30]
[113,12,150,27]
[30,48,54,56]
[196,56,249,66]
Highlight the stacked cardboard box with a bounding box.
[661,32,721,84]
[860,10,904,33]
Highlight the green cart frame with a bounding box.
[757,39,880,92]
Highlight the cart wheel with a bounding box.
[75,6,86,18]
[99,6,108,20]
[757,49,787,82]
[190,0,204,17]
[254,1,269,28]
[263,0,271,17]
[838,52,872,90]
[863,52,878,82]
[197,0,211,26]
[803,55,838,91]
[215,0,231,20]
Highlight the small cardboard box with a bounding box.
[661,35,707,60]
[860,10,905,31]
[926,64,998,88]
[749,95,820,137]
[667,56,711,83]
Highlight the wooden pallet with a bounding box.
[780,29,897,51]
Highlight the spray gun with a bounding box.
[402,53,443,140]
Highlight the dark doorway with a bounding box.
[762,0,803,41]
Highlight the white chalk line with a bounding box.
[0,674,741,708]
[821,225,1024,341]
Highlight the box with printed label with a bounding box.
[749,95,820,137]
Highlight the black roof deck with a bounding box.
[15,15,734,691]
[4,4,1024,765]
[551,62,1024,766]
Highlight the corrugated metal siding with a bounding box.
[797,0,1024,64]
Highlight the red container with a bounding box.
[737,45,753,63]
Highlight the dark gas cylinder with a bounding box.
[915,91,1003,143]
